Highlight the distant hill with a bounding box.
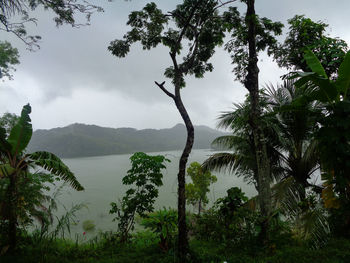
[27,123,226,158]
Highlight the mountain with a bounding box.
[27,123,226,158]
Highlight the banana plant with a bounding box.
[292,49,350,104]
[0,104,84,251]
[291,49,350,237]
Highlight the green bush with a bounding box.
[191,187,259,245]
[140,208,177,251]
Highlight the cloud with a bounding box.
[0,0,349,130]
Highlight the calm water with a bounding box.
[53,149,256,236]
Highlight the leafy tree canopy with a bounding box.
[0,111,19,135]
[185,161,217,214]
[0,0,103,49]
[0,41,19,79]
[223,5,283,82]
[110,152,170,241]
[292,49,350,237]
[273,15,348,77]
[109,0,231,88]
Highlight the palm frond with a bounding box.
[217,103,249,131]
[272,177,304,218]
[301,208,330,248]
[202,152,238,174]
[28,151,84,191]
[211,135,249,150]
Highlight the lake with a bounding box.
[53,149,256,236]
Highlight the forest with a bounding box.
[0,0,350,262]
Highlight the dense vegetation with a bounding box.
[1,0,350,262]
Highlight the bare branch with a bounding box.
[214,0,238,11]
[155,81,175,99]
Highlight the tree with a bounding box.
[108,1,234,260]
[292,49,350,237]
[0,41,19,80]
[263,80,321,196]
[0,104,84,251]
[223,0,283,242]
[185,162,217,215]
[202,86,327,247]
[202,96,282,190]
[0,0,103,50]
[0,0,103,80]
[0,111,19,135]
[272,15,348,78]
[110,152,170,242]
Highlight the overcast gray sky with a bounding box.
[1,0,349,130]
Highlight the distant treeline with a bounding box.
[27,123,226,158]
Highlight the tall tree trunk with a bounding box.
[198,198,202,216]
[155,71,193,263]
[245,0,272,243]
[174,93,193,262]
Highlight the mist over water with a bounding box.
[53,149,256,237]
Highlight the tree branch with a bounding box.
[214,0,238,11]
[155,81,175,99]
[171,0,203,57]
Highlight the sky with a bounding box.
[1,0,350,131]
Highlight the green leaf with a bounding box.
[0,127,11,153]
[310,78,338,103]
[304,49,328,78]
[0,163,15,178]
[7,104,32,155]
[29,151,84,191]
[335,50,350,98]
[293,72,316,88]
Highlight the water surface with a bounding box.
[54,149,256,235]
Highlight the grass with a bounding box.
[1,231,350,263]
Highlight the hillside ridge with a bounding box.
[28,123,225,158]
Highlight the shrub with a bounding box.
[140,208,177,251]
[191,187,259,245]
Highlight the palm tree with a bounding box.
[263,80,330,246]
[203,80,326,244]
[0,104,84,251]
[263,79,322,198]
[203,96,282,193]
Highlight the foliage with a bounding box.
[0,112,19,137]
[272,15,348,77]
[0,229,350,263]
[0,104,83,251]
[108,1,236,258]
[192,187,259,244]
[140,208,177,251]
[0,0,103,50]
[0,171,55,241]
[263,80,321,191]
[185,162,217,215]
[203,95,283,188]
[0,41,19,80]
[109,0,230,88]
[110,152,170,242]
[204,78,328,246]
[223,6,283,82]
[292,50,350,237]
